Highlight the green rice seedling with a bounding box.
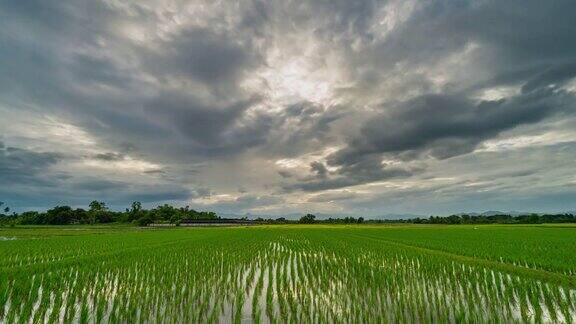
[1,225,576,323]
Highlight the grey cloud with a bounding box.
[337,1,576,106]
[146,92,266,155]
[286,155,418,192]
[277,170,293,179]
[148,28,259,87]
[0,143,62,186]
[143,169,165,175]
[66,182,193,205]
[69,54,135,89]
[379,1,576,67]
[239,0,271,36]
[235,195,283,206]
[238,187,248,194]
[307,191,359,203]
[521,63,576,94]
[0,143,194,208]
[92,152,125,162]
[0,0,268,162]
[284,168,410,192]
[330,88,573,166]
[72,179,127,191]
[4,180,193,208]
[124,188,191,204]
[0,0,140,103]
[309,161,328,179]
[199,194,284,213]
[489,170,537,180]
[261,102,347,157]
[191,188,212,199]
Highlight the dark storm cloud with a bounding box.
[2,184,193,208]
[0,0,139,103]
[360,1,576,70]
[285,155,418,192]
[309,161,328,179]
[0,0,267,160]
[0,142,195,208]
[0,142,62,186]
[521,63,576,94]
[145,92,267,155]
[147,28,259,87]
[284,168,412,192]
[72,179,127,191]
[72,178,196,204]
[315,0,576,193]
[331,87,573,166]
[262,102,348,157]
[69,54,136,89]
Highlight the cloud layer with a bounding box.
[1,0,575,215]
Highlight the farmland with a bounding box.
[1,225,575,323]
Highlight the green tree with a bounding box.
[136,213,154,226]
[125,201,143,222]
[88,201,111,223]
[45,206,75,225]
[299,213,316,224]
[19,211,41,225]
[152,204,176,222]
[131,201,142,213]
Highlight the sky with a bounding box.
[1,0,575,217]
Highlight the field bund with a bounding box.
[1,224,575,323]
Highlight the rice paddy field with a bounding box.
[1,224,576,323]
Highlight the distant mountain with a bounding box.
[481,211,512,216]
[368,213,425,220]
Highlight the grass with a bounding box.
[1,224,575,323]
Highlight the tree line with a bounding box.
[0,201,218,226]
[294,213,575,224]
[296,214,365,224]
[289,213,575,224]
[1,200,574,226]
[249,214,365,224]
[365,213,576,224]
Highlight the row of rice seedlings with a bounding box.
[351,226,576,276]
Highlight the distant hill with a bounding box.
[455,211,537,217]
